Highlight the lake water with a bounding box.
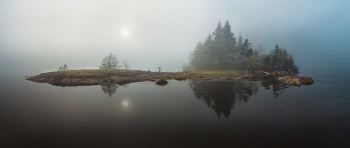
[0,72,350,147]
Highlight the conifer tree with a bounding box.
[263,56,271,67]
[237,35,243,52]
[222,20,237,67]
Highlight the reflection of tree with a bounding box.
[262,79,288,97]
[189,79,290,118]
[101,83,118,97]
[189,81,258,118]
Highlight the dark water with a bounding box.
[0,72,350,147]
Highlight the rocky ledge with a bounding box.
[250,67,299,79]
[277,76,313,85]
[26,71,174,86]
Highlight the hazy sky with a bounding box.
[1,0,350,76]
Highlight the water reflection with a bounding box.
[122,100,129,107]
[261,79,289,97]
[188,79,289,118]
[101,83,118,97]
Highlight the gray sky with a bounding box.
[1,0,350,75]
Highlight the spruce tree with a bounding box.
[241,39,252,60]
[203,34,213,69]
[237,35,243,53]
[212,21,224,67]
[193,42,203,69]
[222,20,237,67]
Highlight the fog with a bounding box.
[1,0,350,78]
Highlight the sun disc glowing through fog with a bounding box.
[123,30,128,36]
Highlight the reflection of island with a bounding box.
[188,79,288,118]
[261,79,288,97]
[101,83,119,97]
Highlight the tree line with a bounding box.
[184,20,299,71]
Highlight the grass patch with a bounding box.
[43,69,139,78]
[172,73,188,80]
[197,70,243,76]
[160,76,172,79]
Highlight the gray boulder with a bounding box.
[278,76,313,85]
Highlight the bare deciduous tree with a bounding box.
[58,64,69,72]
[123,60,131,70]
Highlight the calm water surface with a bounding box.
[0,72,349,147]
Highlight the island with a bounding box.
[26,67,313,87]
[26,21,314,86]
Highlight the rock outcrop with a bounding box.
[155,78,168,86]
[250,68,299,79]
[241,75,255,79]
[277,76,313,85]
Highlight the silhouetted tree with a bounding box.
[263,56,271,67]
[212,21,224,67]
[240,39,253,60]
[237,35,243,52]
[222,20,237,68]
[158,67,162,73]
[57,64,69,72]
[272,55,277,66]
[203,34,213,69]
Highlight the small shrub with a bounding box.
[156,78,168,86]
[173,73,187,80]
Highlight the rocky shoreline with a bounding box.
[277,76,314,85]
[25,70,174,86]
